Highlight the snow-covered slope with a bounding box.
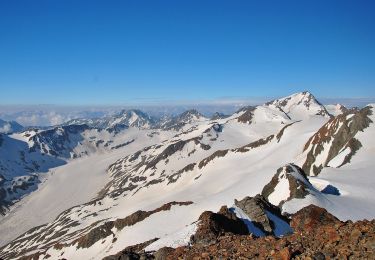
[0,93,374,260]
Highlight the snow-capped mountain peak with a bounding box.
[156,109,207,130]
[265,91,331,120]
[177,109,205,123]
[109,109,154,129]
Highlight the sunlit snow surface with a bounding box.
[0,99,374,259]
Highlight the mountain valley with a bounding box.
[0,92,374,260]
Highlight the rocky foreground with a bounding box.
[105,205,375,260]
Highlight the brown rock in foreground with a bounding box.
[164,205,375,259]
[190,205,249,246]
[101,205,375,260]
[290,204,341,233]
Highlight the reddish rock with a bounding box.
[191,206,249,246]
[290,204,340,233]
[274,247,291,260]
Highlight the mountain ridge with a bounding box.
[0,92,374,259]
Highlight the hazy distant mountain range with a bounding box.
[0,96,373,127]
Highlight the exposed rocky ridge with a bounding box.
[74,201,193,250]
[102,120,291,202]
[101,139,199,199]
[155,109,207,130]
[261,164,313,207]
[233,134,274,153]
[28,124,90,158]
[154,205,375,259]
[100,123,228,199]
[0,201,192,259]
[302,105,373,175]
[197,132,277,169]
[275,122,298,142]
[237,106,256,124]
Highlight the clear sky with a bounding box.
[0,0,374,105]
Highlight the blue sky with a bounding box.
[0,0,374,105]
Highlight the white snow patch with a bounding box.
[328,147,351,167]
[145,222,198,251]
[267,172,290,206]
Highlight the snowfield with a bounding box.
[0,128,173,246]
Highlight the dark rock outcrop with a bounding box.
[190,206,249,246]
[114,201,193,231]
[233,134,274,153]
[76,221,115,249]
[237,106,256,124]
[198,149,228,169]
[234,194,287,235]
